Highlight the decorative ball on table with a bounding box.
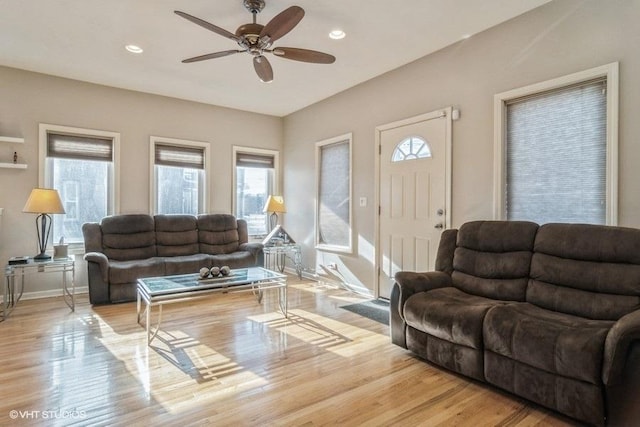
[209,266,220,277]
[220,266,231,276]
[199,267,210,279]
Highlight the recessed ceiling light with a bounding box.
[329,30,346,40]
[125,44,144,54]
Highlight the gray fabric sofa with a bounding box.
[390,220,640,426]
[82,213,263,304]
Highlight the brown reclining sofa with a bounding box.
[391,220,640,426]
[82,213,263,304]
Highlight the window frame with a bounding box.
[315,133,353,254]
[493,62,619,225]
[39,123,121,251]
[232,146,280,237]
[149,136,210,215]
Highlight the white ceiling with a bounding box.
[0,0,550,117]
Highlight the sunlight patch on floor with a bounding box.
[90,312,269,416]
[247,308,388,358]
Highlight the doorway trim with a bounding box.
[373,107,453,298]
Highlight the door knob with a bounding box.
[434,223,444,230]
[436,209,444,216]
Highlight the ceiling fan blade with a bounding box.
[259,6,305,43]
[182,50,243,63]
[253,55,274,83]
[175,10,241,43]
[272,47,336,64]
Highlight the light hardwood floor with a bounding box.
[0,276,579,426]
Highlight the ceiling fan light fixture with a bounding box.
[329,29,346,40]
[125,44,144,54]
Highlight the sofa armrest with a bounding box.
[84,252,109,281]
[393,271,452,314]
[390,271,452,348]
[239,242,264,265]
[83,251,111,304]
[603,309,640,385]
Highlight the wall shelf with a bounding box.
[0,136,24,144]
[0,162,27,169]
[0,135,26,167]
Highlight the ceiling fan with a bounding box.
[175,0,336,83]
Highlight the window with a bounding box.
[40,124,120,246]
[316,133,352,253]
[494,63,618,225]
[392,136,432,162]
[233,147,279,236]
[151,137,208,215]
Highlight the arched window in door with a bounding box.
[392,136,432,162]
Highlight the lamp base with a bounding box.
[33,252,51,261]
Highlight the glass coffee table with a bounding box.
[137,267,287,345]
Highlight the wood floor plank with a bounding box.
[0,277,580,426]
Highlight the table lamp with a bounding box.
[22,188,66,260]
[263,195,286,231]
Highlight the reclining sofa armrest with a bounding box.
[603,309,640,386]
[83,251,110,304]
[390,271,452,348]
[239,242,264,266]
[394,271,452,313]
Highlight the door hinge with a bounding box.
[379,144,381,155]
[379,205,381,215]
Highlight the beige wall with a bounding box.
[3,0,639,298]
[282,0,640,294]
[0,66,282,295]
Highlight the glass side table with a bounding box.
[263,244,303,279]
[2,257,75,321]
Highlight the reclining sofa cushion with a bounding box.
[405,287,500,350]
[484,302,614,385]
[101,214,156,261]
[155,214,200,257]
[198,214,241,255]
[108,258,164,285]
[452,221,538,301]
[529,223,640,320]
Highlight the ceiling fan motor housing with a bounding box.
[243,0,265,14]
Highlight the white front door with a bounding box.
[377,109,451,299]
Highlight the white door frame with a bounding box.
[373,107,453,299]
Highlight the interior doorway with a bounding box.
[375,108,452,299]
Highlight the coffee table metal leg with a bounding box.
[147,304,163,346]
[279,285,288,317]
[136,291,141,324]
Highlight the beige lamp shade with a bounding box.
[263,195,286,213]
[23,188,66,214]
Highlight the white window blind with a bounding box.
[236,152,274,168]
[317,138,351,250]
[155,143,205,169]
[506,78,607,224]
[47,133,113,161]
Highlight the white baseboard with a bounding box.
[17,286,88,301]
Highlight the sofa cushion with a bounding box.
[155,214,200,257]
[210,252,256,269]
[101,214,156,261]
[529,223,640,320]
[451,221,538,301]
[483,302,614,385]
[108,258,164,285]
[197,214,240,254]
[164,254,212,276]
[404,287,501,350]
